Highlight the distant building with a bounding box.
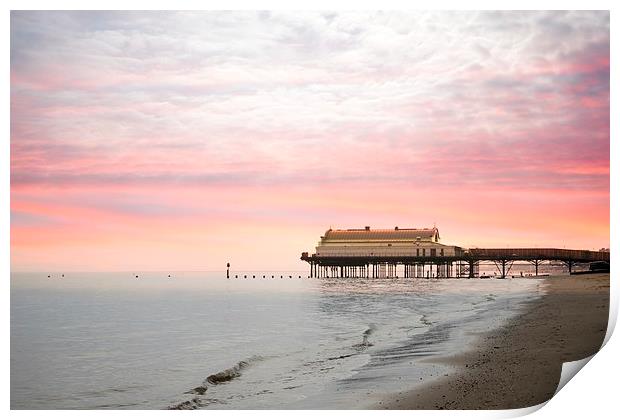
[314,226,462,258]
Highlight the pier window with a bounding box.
[431,249,436,257]
[440,249,444,256]
[422,249,426,256]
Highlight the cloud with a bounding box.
[10,11,610,269]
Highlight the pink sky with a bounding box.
[10,11,609,271]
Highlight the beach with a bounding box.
[379,273,610,409]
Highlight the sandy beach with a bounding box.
[378,273,610,410]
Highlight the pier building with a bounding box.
[315,226,462,259]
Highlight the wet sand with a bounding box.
[378,273,610,410]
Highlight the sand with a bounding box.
[378,273,610,410]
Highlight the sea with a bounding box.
[10,267,556,409]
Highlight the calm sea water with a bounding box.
[11,271,545,409]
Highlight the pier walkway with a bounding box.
[300,248,610,279]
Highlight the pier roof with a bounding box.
[322,227,439,242]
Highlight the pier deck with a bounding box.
[300,248,610,279]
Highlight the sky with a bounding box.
[10,11,609,272]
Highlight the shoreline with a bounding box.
[377,273,610,410]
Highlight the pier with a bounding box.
[300,227,610,279]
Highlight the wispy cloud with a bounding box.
[11,11,609,270]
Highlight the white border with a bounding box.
[4,2,616,420]
[2,0,617,11]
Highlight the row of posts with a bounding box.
[308,261,478,279]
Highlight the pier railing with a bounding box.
[466,248,609,262]
[300,247,610,279]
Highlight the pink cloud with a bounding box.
[10,11,609,271]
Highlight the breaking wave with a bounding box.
[169,397,201,410]
[168,355,262,410]
[206,356,261,384]
[352,324,376,350]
